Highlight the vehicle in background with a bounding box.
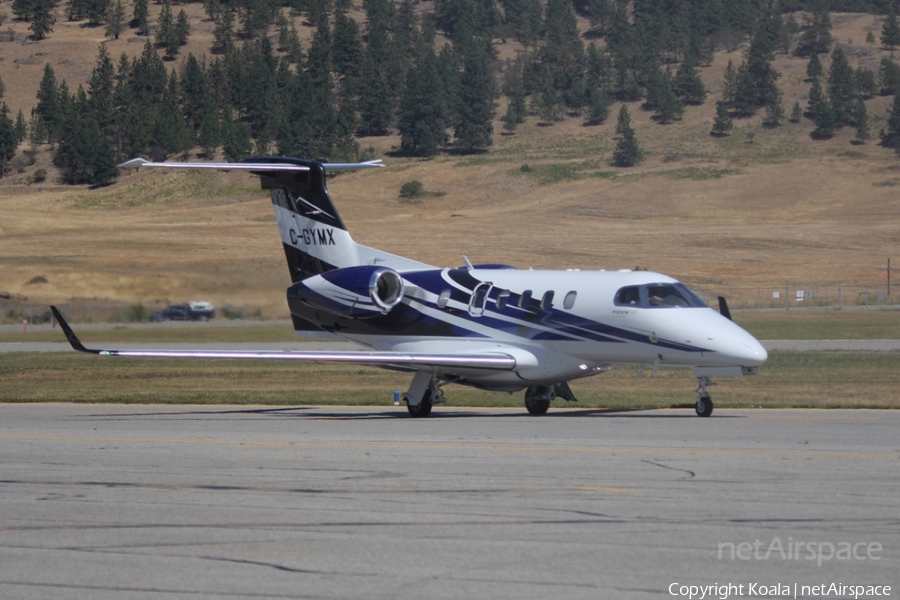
[150,301,215,322]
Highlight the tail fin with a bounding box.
[247,157,354,283]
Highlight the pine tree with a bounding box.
[105,0,126,39]
[454,48,494,152]
[732,61,758,117]
[356,47,393,136]
[14,109,28,143]
[12,0,35,21]
[881,93,900,149]
[175,9,190,46]
[151,72,191,156]
[332,8,363,81]
[179,53,213,134]
[85,0,109,25]
[827,46,855,126]
[880,57,900,96]
[35,64,62,144]
[212,10,235,54]
[806,52,823,81]
[722,60,737,107]
[279,22,303,64]
[614,102,631,136]
[812,97,836,139]
[399,50,447,156]
[88,43,115,140]
[611,105,641,166]
[852,97,870,143]
[763,87,785,128]
[0,104,19,174]
[673,59,706,106]
[534,83,563,124]
[29,111,48,148]
[155,0,174,48]
[806,77,826,122]
[28,0,58,40]
[132,0,148,35]
[657,69,684,124]
[881,4,900,51]
[856,67,877,99]
[501,57,527,126]
[584,84,610,126]
[55,88,118,185]
[198,111,220,158]
[789,101,803,123]
[795,0,833,57]
[710,100,733,136]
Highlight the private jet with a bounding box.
[52,156,767,417]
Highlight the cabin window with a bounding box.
[614,283,708,309]
[563,290,577,309]
[496,290,510,309]
[541,291,554,310]
[518,290,533,309]
[469,283,492,316]
[614,286,641,306]
[437,289,451,309]
[647,284,707,308]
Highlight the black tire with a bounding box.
[525,398,551,415]
[406,390,433,418]
[695,395,713,417]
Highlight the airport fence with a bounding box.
[693,282,898,310]
[1,281,897,327]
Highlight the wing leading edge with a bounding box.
[118,158,385,172]
[49,307,520,371]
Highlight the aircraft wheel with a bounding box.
[524,386,552,415]
[406,390,433,418]
[695,395,713,417]
[525,398,550,415]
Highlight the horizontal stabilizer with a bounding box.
[50,306,518,371]
[118,158,385,172]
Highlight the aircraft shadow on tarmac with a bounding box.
[81,406,744,421]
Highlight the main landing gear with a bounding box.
[524,382,576,415]
[695,375,714,417]
[404,373,446,418]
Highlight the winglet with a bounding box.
[717,296,733,321]
[50,306,98,354]
[118,157,151,170]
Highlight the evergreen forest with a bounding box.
[2,0,900,185]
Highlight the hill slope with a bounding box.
[0,8,898,318]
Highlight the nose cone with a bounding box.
[731,330,768,366]
[711,315,768,366]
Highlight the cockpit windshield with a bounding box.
[614,283,708,309]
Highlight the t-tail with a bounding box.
[118,156,432,337]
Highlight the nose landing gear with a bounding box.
[695,375,714,417]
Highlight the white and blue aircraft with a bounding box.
[52,156,767,417]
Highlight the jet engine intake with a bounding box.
[287,265,405,319]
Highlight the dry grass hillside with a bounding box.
[0,6,898,319]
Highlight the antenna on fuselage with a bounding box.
[461,255,474,270]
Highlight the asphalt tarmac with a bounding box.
[0,405,897,599]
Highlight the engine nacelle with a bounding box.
[288,265,405,319]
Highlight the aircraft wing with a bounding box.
[50,307,521,371]
[118,158,385,172]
